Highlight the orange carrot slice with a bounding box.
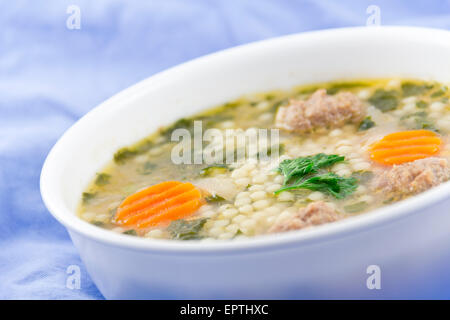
[115,181,204,229]
[370,130,442,165]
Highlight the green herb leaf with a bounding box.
[114,147,137,164]
[138,162,157,175]
[401,82,432,97]
[123,229,137,236]
[297,85,322,95]
[167,218,208,240]
[205,194,226,203]
[113,139,154,164]
[199,164,229,177]
[358,116,376,131]
[344,201,369,213]
[431,86,447,98]
[234,229,244,237]
[95,173,111,186]
[270,98,288,113]
[326,81,370,95]
[368,89,399,112]
[161,118,195,139]
[275,173,357,199]
[416,100,428,109]
[400,111,438,132]
[82,192,96,204]
[277,154,345,185]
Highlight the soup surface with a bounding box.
[78,79,450,241]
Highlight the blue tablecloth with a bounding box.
[1,0,449,299]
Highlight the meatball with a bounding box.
[275,89,365,132]
[269,201,342,233]
[372,157,450,199]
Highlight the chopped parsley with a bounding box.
[94,173,111,186]
[358,116,376,131]
[199,164,229,177]
[123,229,137,236]
[205,194,226,203]
[82,192,96,204]
[114,147,137,164]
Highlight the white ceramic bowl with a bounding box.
[41,26,450,299]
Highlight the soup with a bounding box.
[78,79,450,241]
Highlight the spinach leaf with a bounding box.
[167,218,208,240]
[95,173,111,186]
[401,82,432,97]
[277,153,345,185]
[368,89,399,112]
[358,116,376,131]
[275,173,357,199]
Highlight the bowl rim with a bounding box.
[40,25,450,255]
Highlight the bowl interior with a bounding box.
[41,26,450,249]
